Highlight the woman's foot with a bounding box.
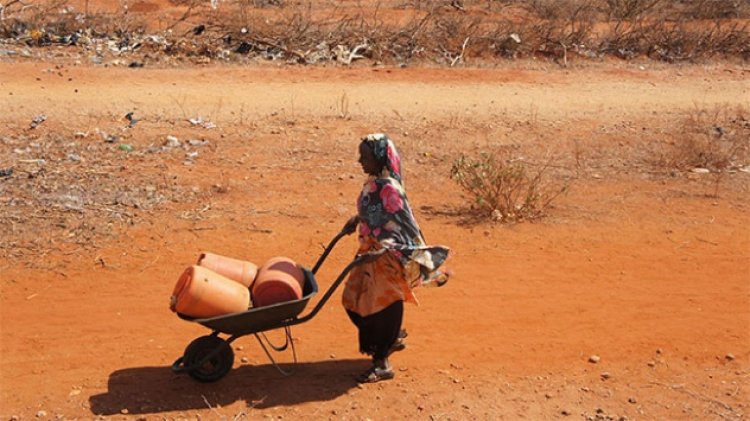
[398,329,408,339]
[388,328,408,355]
[357,359,395,383]
[388,337,406,355]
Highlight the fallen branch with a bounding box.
[560,41,568,67]
[344,42,369,65]
[248,36,307,62]
[441,36,470,67]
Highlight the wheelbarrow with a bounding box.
[171,226,381,382]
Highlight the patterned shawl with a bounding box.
[357,133,450,288]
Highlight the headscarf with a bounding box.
[357,133,450,288]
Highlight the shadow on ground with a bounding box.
[89,359,367,415]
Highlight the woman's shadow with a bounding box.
[89,359,367,416]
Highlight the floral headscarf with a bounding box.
[357,133,450,288]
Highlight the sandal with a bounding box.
[388,338,406,355]
[356,366,395,383]
[387,329,408,355]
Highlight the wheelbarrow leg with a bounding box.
[254,326,296,376]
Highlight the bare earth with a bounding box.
[1,58,749,421]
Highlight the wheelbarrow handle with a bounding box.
[311,225,356,275]
[296,248,385,324]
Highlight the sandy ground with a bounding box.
[1,58,749,421]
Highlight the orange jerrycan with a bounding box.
[197,252,258,288]
[170,265,251,318]
[251,257,305,307]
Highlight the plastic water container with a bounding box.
[170,265,251,318]
[197,252,258,288]
[251,257,305,307]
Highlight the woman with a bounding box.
[342,133,450,383]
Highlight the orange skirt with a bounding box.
[342,242,417,317]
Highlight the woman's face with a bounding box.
[358,142,380,175]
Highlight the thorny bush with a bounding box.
[450,152,570,223]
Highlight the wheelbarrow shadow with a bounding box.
[89,359,368,416]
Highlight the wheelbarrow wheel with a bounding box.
[183,335,234,383]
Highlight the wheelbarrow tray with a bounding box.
[178,268,318,335]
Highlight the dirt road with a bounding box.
[2,62,748,124]
[1,60,748,420]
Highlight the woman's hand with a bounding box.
[356,248,387,263]
[342,215,360,235]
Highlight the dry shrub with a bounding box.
[600,20,645,57]
[375,11,435,63]
[678,0,750,19]
[484,0,597,61]
[658,106,750,172]
[0,0,70,37]
[248,0,285,7]
[0,0,149,41]
[527,0,600,21]
[604,0,663,20]
[450,152,570,222]
[647,20,750,61]
[534,9,595,48]
[397,0,463,11]
[216,6,318,60]
[2,0,748,64]
[601,18,749,60]
[431,12,481,65]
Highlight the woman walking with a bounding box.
[342,133,450,383]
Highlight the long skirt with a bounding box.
[346,300,403,361]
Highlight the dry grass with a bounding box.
[0,130,203,260]
[655,105,750,173]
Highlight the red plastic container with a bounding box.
[170,265,251,318]
[251,257,305,307]
[197,252,258,288]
